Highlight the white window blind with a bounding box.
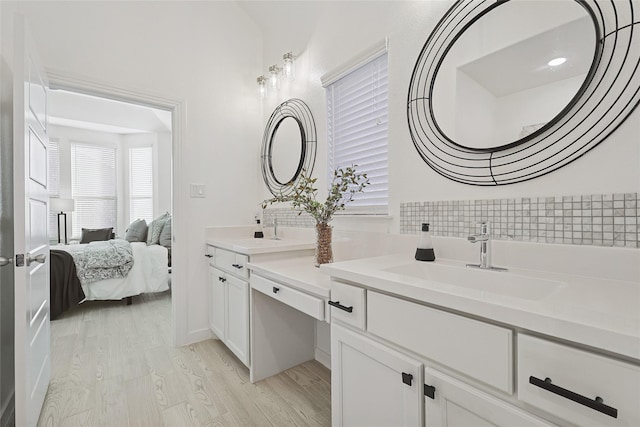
[129,146,154,223]
[326,51,389,214]
[71,143,117,237]
[48,140,60,238]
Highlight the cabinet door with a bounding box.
[209,266,226,341]
[425,368,553,427]
[225,274,250,366]
[332,324,423,427]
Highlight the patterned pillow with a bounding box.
[147,212,170,245]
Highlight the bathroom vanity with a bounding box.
[321,252,640,427]
[205,226,314,367]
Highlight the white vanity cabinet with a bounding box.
[206,246,250,366]
[331,324,424,427]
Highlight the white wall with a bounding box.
[256,1,640,233]
[3,1,264,343]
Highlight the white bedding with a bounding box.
[80,242,169,301]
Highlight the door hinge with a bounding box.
[15,254,24,267]
[424,384,436,399]
[401,372,413,386]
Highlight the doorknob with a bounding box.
[27,253,46,266]
[0,256,12,267]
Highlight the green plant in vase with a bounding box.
[262,166,369,266]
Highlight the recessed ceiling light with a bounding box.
[548,57,567,67]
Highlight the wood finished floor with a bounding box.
[39,291,331,427]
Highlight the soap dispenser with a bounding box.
[254,219,264,238]
[415,223,435,261]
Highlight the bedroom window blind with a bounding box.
[129,146,154,223]
[48,139,60,239]
[325,51,389,214]
[71,143,117,237]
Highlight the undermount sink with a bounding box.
[382,262,564,301]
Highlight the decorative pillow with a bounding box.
[147,212,170,245]
[159,218,172,248]
[80,227,114,244]
[124,219,148,243]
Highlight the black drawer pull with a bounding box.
[273,287,280,294]
[231,263,243,269]
[328,300,353,313]
[204,254,213,258]
[424,384,436,399]
[401,372,413,386]
[218,276,226,283]
[529,376,618,419]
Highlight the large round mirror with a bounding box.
[261,99,317,196]
[432,0,596,151]
[270,117,304,185]
[408,0,640,186]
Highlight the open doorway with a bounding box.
[45,87,175,347]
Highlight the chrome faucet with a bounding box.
[466,222,507,271]
[271,218,280,240]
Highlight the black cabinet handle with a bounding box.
[273,287,280,294]
[218,276,226,283]
[204,254,213,258]
[529,376,618,419]
[328,300,353,313]
[232,263,243,269]
[401,372,413,386]
[424,384,436,399]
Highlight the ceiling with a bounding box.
[48,89,172,135]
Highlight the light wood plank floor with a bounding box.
[38,291,331,427]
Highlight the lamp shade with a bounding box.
[50,198,75,213]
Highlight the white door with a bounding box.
[424,368,553,427]
[225,274,249,366]
[12,14,51,427]
[209,266,226,341]
[331,324,423,427]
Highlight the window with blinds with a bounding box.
[71,143,117,237]
[48,139,60,238]
[129,146,154,223]
[326,50,389,214]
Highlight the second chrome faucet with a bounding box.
[466,221,507,271]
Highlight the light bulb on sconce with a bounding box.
[268,64,282,91]
[257,75,267,99]
[282,52,295,81]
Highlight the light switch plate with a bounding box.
[190,184,206,198]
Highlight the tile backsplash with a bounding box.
[262,192,639,248]
[401,193,639,248]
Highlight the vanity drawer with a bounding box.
[329,280,366,330]
[215,247,249,279]
[367,291,513,393]
[252,274,324,321]
[517,334,640,427]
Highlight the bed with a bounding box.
[50,239,170,319]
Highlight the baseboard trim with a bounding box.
[186,328,212,345]
[315,347,331,370]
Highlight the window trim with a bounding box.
[321,38,388,88]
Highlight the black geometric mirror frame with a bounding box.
[261,98,317,196]
[407,0,640,186]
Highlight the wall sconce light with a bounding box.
[268,64,282,91]
[282,52,295,81]
[257,75,267,98]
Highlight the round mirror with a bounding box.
[261,99,317,196]
[432,0,596,151]
[270,117,304,185]
[408,0,640,186]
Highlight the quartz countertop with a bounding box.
[247,256,331,298]
[320,253,640,361]
[206,237,315,255]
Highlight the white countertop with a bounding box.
[320,253,640,361]
[206,237,315,255]
[247,256,331,298]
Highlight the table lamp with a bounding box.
[50,198,75,244]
